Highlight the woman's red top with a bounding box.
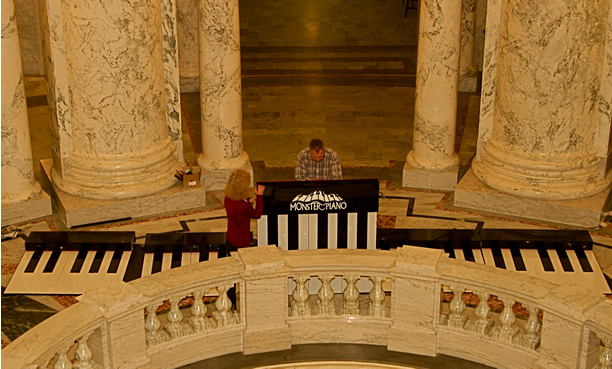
[224,195,263,248]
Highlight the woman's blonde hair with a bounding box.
[224,169,252,201]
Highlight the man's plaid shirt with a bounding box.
[295,147,342,180]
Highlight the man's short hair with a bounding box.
[309,139,325,152]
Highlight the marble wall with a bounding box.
[14,0,43,75]
[177,0,200,92]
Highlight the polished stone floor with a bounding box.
[2,0,612,367]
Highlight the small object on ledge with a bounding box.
[182,166,201,188]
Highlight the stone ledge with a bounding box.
[1,189,52,227]
[454,169,608,228]
[40,159,207,228]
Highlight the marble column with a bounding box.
[177,0,200,92]
[197,0,252,190]
[1,0,51,226]
[472,0,611,200]
[403,0,462,190]
[46,0,181,200]
[458,0,478,92]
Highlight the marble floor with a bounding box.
[2,0,612,366]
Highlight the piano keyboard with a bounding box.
[257,212,377,250]
[5,232,135,295]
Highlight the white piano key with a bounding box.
[547,249,575,286]
[500,249,516,272]
[209,250,218,261]
[473,250,485,264]
[481,248,496,266]
[278,214,288,251]
[191,251,201,265]
[69,251,98,294]
[513,249,538,278]
[298,214,309,250]
[86,251,115,291]
[52,251,80,294]
[5,251,42,294]
[347,213,358,249]
[367,212,377,250]
[142,253,155,277]
[308,214,318,250]
[454,248,465,261]
[37,251,72,294]
[112,250,132,284]
[585,250,611,294]
[181,252,192,267]
[161,253,173,272]
[521,249,557,284]
[564,249,596,291]
[257,215,268,247]
[328,213,338,249]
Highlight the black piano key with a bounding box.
[151,245,164,274]
[288,213,299,250]
[437,241,455,259]
[123,244,144,282]
[356,212,368,250]
[573,246,593,272]
[535,242,555,271]
[337,213,348,249]
[89,244,108,273]
[489,242,506,269]
[463,246,475,262]
[554,243,574,272]
[509,245,527,271]
[218,244,229,258]
[107,249,124,273]
[25,247,44,273]
[171,245,182,269]
[199,245,209,262]
[317,213,328,249]
[42,245,64,273]
[71,244,90,273]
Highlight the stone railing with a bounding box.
[3,246,611,369]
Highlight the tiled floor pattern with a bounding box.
[4,0,612,361]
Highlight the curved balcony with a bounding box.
[2,246,612,369]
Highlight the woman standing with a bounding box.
[224,169,265,250]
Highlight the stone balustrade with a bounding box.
[3,245,611,369]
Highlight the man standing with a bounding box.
[295,139,342,180]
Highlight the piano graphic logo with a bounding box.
[290,190,347,212]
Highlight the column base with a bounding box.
[1,190,52,227]
[458,72,478,93]
[41,159,207,228]
[402,161,459,190]
[201,161,254,191]
[454,169,608,228]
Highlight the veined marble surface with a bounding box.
[459,0,476,75]
[595,6,612,168]
[197,0,249,171]
[177,0,199,88]
[407,0,462,171]
[14,0,43,74]
[1,0,41,204]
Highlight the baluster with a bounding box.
[189,290,213,331]
[54,346,72,369]
[367,276,386,317]
[213,284,236,326]
[315,275,336,316]
[466,291,493,334]
[291,275,311,316]
[518,304,541,349]
[145,302,166,346]
[595,336,612,369]
[73,332,99,369]
[342,275,360,316]
[491,296,519,342]
[165,295,191,339]
[447,285,468,329]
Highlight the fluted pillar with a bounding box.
[1,0,51,225]
[177,0,200,92]
[197,0,252,190]
[403,0,462,190]
[46,0,181,200]
[472,0,611,200]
